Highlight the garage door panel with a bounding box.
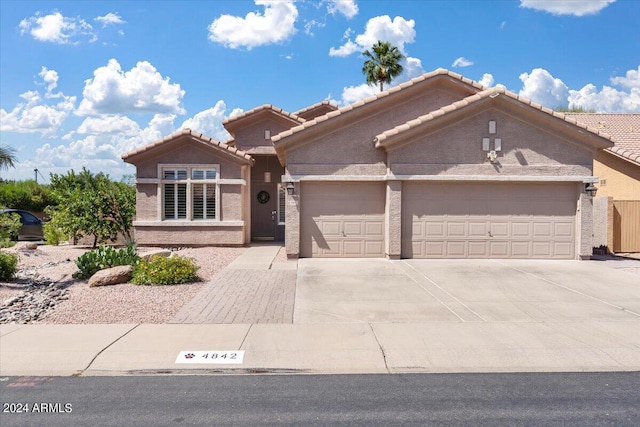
[532,242,553,257]
[490,241,509,257]
[554,222,573,237]
[533,223,552,237]
[447,222,466,236]
[301,182,385,258]
[468,222,487,237]
[402,182,576,259]
[490,222,509,237]
[469,241,488,256]
[425,222,445,238]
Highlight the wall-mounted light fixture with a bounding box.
[585,183,598,198]
[286,182,295,195]
[264,172,271,183]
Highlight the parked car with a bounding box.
[0,209,45,241]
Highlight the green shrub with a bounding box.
[0,250,18,281]
[0,212,21,248]
[43,221,66,246]
[132,255,199,286]
[73,245,139,279]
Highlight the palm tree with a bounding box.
[362,41,405,92]
[0,144,17,170]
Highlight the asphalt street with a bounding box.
[1,372,639,426]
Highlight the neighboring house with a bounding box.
[565,114,640,252]
[123,69,617,260]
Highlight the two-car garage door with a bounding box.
[402,182,577,259]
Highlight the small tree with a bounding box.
[362,41,405,92]
[46,168,135,247]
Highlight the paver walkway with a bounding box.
[170,245,297,324]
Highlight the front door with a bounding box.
[251,182,277,240]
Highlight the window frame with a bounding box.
[159,164,220,221]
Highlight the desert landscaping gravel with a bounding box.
[0,244,246,324]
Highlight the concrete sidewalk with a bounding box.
[2,318,639,376]
[2,251,639,377]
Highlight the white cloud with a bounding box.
[452,57,474,68]
[76,59,185,115]
[95,12,125,27]
[208,0,298,50]
[329,15,416,57]
[180,101,243,141]
[479,73,495,88]
[19,11,94,44]
[325,0,359,19]
[38,66,59,96]
[341,84,378,105]
[518,66,640,112]
[520,0,616,16]
[304,19,325,36]
[1,68,76,136]
[568,77,640,113]
[610,66,640,89]
[329,40,359,57]
[76,115,141,136]
[518,68,570,107]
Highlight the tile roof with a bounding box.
[293,100,339,117]
[222,104,305,127]
[374,87,615,148]
[564,114,640,165]
[121,128,253,163]
[272,68,485,144]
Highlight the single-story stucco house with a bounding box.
[122,69,622,260]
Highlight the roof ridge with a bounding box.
[121,128,252,162]
[272,68,486,143]
[222,103,305,126]
[293,100,339,115]
[373,87,616,147]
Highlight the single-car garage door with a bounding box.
[402,182,577,259]
[301,182,385,257]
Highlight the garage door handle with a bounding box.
[342,231,346,237]
[488,231,492,237]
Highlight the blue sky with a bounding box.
[1,0,639,181]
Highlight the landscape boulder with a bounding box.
[88,265,133,287]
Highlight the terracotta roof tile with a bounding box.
[222,104,305,126]
[121,128,253,163]
[563,113,640,166]
[293,100,339,117]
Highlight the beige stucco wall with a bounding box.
[389,110,593,177]
[134,225,244,246]
[233,117,298,152]
[286,88,466,177]
[593,151,640,200]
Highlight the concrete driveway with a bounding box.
[294,259,640,324]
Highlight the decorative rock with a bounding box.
[88,265,133,287]
[14,242,38,250]
[0,282,69,324]
[139,249,172,261]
